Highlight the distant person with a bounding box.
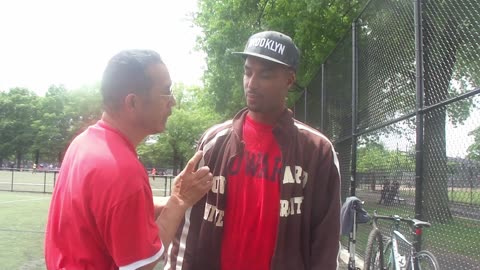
[151,167,157,176]
[32,163,37,174]
[390,179,401,204]
[166,31,341,270]
[378,177,390,205]
[45,50,213,270]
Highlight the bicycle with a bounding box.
[364,211,440,270]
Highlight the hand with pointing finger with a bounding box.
[171,151,213,208]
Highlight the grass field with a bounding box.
[0,170,56,193]
[0,170,173,270]
[0,191,50,270]
[449,190,480,205]
[0,170,173,196]
[0,190,169,270]
[1,171,478,269]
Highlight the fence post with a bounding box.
[164,176,168,197]
[320,64,325,131]
[414,0,425,251]
[350,21,359,196]
[11,169,14,192]
[304,87,307,123]
[44,171,47,193]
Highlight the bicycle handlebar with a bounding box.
[372,211,431,228]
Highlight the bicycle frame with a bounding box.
[388,228,414,270]
[348,208,357,270]
[372,213,428,270]
[348,199,368,270]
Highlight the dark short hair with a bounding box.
[101,49,164,110]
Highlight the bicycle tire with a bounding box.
[416,250,440,270]
[364,228,384,270]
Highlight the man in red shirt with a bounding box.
[45,50,213,270]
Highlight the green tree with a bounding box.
[355,0,479,222]
[137,138,172,170]
[420,0,479,223]
[194,0,368,117]
[467,127,480,161]
[0,91,15,167]
[137,84,221,174]
[64,85,103,150]
[357,143,413,173]
[0,88,39,168]
[31,85,71,164]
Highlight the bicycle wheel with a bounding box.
[383,240,394,270]
[416,250,440,270]
[364,229,384,270]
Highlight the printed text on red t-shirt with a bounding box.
[203,150,309,227]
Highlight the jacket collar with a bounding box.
[231,107,296,148]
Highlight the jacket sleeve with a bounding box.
[310,146,341,269]
[164,131,210,270]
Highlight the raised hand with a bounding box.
[171,151,213,208]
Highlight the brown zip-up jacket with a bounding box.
[165,108,341,270]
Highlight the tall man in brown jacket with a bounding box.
[166,31,341,270]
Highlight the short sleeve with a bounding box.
[101,185,163,268]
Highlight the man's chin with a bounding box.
[247,104,261,112]
[150,125,166,135]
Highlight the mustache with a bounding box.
[246,91,262,97]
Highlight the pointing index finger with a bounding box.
[185,151,203,173]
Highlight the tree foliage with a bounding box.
[0,81,218,173]
[0,85,102,168]
[327,0,479,223]
[357,142,414,173]
[32,85,71,164]
[0,88,39,168]
[137,84,221,174]
[467,127,480,161]
[194,0,368,117]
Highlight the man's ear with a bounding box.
[124,93,137,112]
[286,71,296,89]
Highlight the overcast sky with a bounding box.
[0,0,205,96]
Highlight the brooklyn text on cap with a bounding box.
[233,31,300,70]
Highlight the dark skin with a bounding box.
[243,56,296,125]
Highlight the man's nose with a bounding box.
[170,95,176,106]
[246,74,259,90]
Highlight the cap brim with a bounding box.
[232,51,291,68]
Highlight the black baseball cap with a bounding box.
[233,31,300,70]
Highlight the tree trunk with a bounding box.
[423,109,452,222]
[58,151,62,166]
[172,147,179,176]
[179,157,185,176]
[15,152,22,169]
[422,11,461,222]
[34,149,40,165]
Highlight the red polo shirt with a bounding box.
[45,121,162,270]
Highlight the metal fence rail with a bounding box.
[294,0,480,268]
[0,169,174,197]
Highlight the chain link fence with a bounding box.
[294,0,479,268]
[0,169,174,197]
